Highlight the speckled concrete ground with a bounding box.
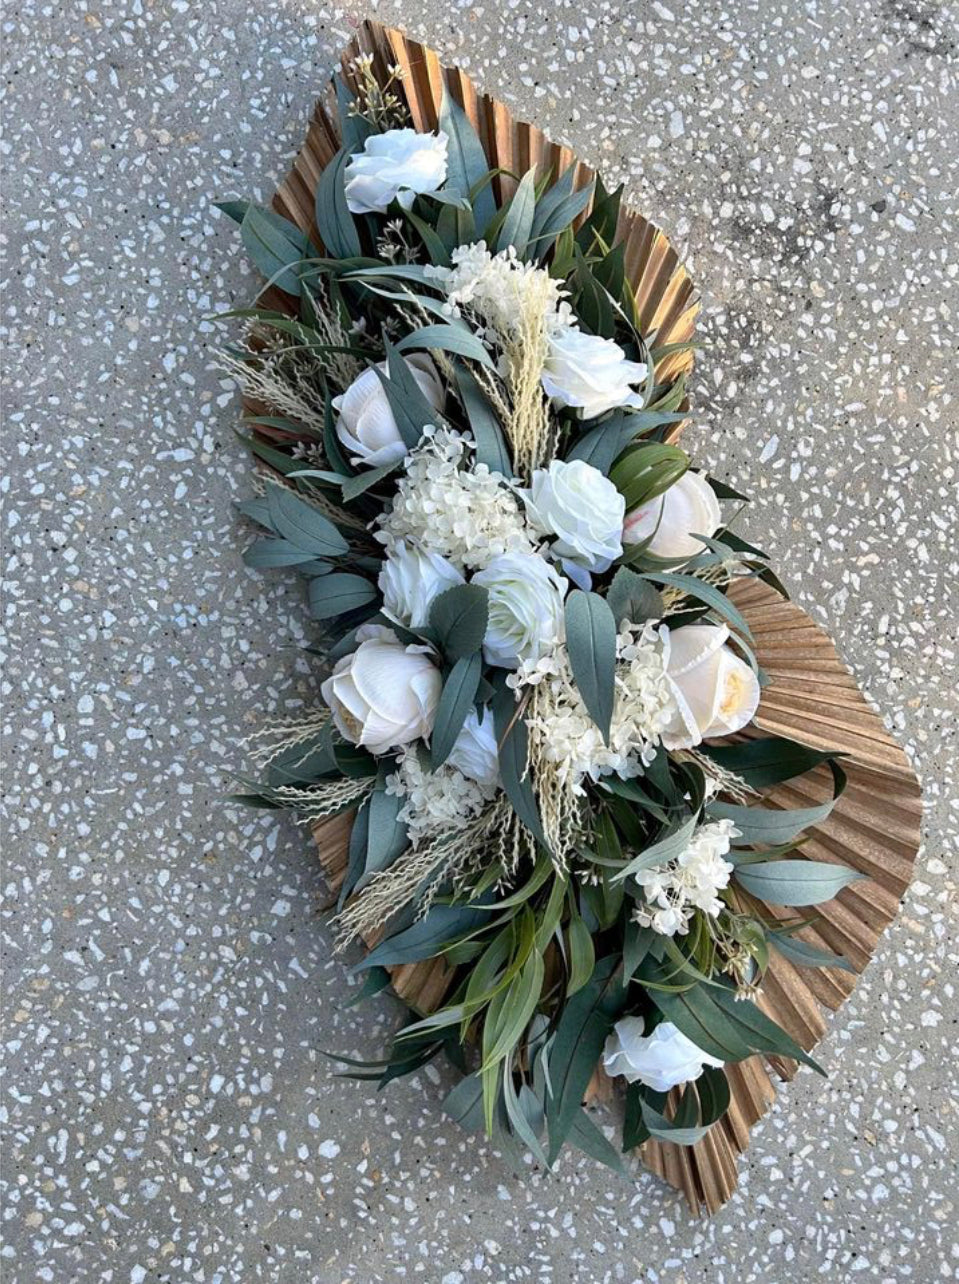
[2,1,957,1280]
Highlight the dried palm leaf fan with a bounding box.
[247,19,921,1214]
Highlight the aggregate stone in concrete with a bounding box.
[1,1,957,1281]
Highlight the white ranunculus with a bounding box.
[542,328,648,420]
[332,353,444,468]
[622,470,721,561]
[473,551,568,668]
[523,459,625,574]
[321,632,442,755]
[343,128,449,214]
[602,1018,723,1093]
[661,623,761,750]
[447,707,499,795]
[378,540,464,629]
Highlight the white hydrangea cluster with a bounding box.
[524,623,678,796]
[376,427,533,570]
[386,748,488,847]
[425,241,573,343]
[633,819,739,937]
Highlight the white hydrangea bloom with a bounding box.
[425,241,573,343]
[376,427,533,570]
[386,748,489,847]
[524,623,678,795]
[633,818,739,937]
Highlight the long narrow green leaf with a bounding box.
[314,148,362,258]
[564,590,616,744]
[439,91,497,233]
[431,653,483,768]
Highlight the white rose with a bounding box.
[661,623,761,750]
[343,128,449,215]
[602,1017,723,1093]
[447,707,499,795]
[332,353,444,468]
[473,551,568,668]
[622,471,721,561]
[321,633,442,755]
[378,540,464,629]
[523,459,625,574]
[542,328,648,420]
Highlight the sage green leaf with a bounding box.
[439,90,496,232]
[431,652,483,769]
[243,538,317,569]
[266,485,349,557]
[708,767,845,846]
[340,462,396,502]
[700,736,840,790]
[503,1071,549,1168]
[225,203,309,295]
[612,814,698,884]
[734,858,864,907]
[396,323,494,369]
[640,1095,711,1147]
[644,965,824,1073]
[481,949,545,1069]
[565,590,616,744]
[363,776,408,878]
[334,73,372,153]
[402,205,452,266]
[769,931,856,972]
[454,361,511,474]
[307,573,377,620]
[314,148,361,258]
[623,919,655,981]
[355,902,490,972]
[429,584,489,662]
[545,957,624,1164]
[342,964,390,1008]
[444,1073,485,1131]
[235,495,275,529]
[339,799,370,908]
[492,684,550,853]
[642,571,753,640]
[530,172,595,257]
[606,567,664,626]
[566,409,686,473]
[496,169,537,255]
[566,913,595,997]
[373,343,443,450]
[567,1108,628,1175]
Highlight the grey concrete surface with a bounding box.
[2,1,957,1280]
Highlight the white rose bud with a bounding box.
[343,128,449,215]
[378,540,464,629]
[332,353,444,468]
[661,623,761,750]
[446,708,499,795]
[542,328,648,420]
[523,459,625,574]
[321,633,442,756]
[602,1017,723,1093]
[473,551,568,668]
[622,471,721,561]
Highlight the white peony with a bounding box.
[378,540,464,629]
[661,624,761,750]
[343,128,449,214]
[542,328,648,420]
[622,471,721,561]
[446,707,499,795]
[321,632,442,755]
[332,353,444,468]
[473,551,568,668]
[602,1018,723,1093]
[522,459,625,574]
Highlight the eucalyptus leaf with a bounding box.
[243,538,317,569]
[734,858,864,907]
[606,567,665,626]
[396,323,494,369]
[354,901,490,972]
[496,169,537,255]
[431,652,483,769]
[439,90,496,232]
[307,573,377,620]
[454,361,511,474]
[769,931,856,972]
[700,736,840,790]
[314,148,362,259]
[492,684,550,853]
[266,485,349,558]
[429,584,489,662]
[564,590,616,744]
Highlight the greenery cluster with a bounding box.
[217,65,860,1174]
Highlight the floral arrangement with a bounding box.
[217,53,862,1176]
